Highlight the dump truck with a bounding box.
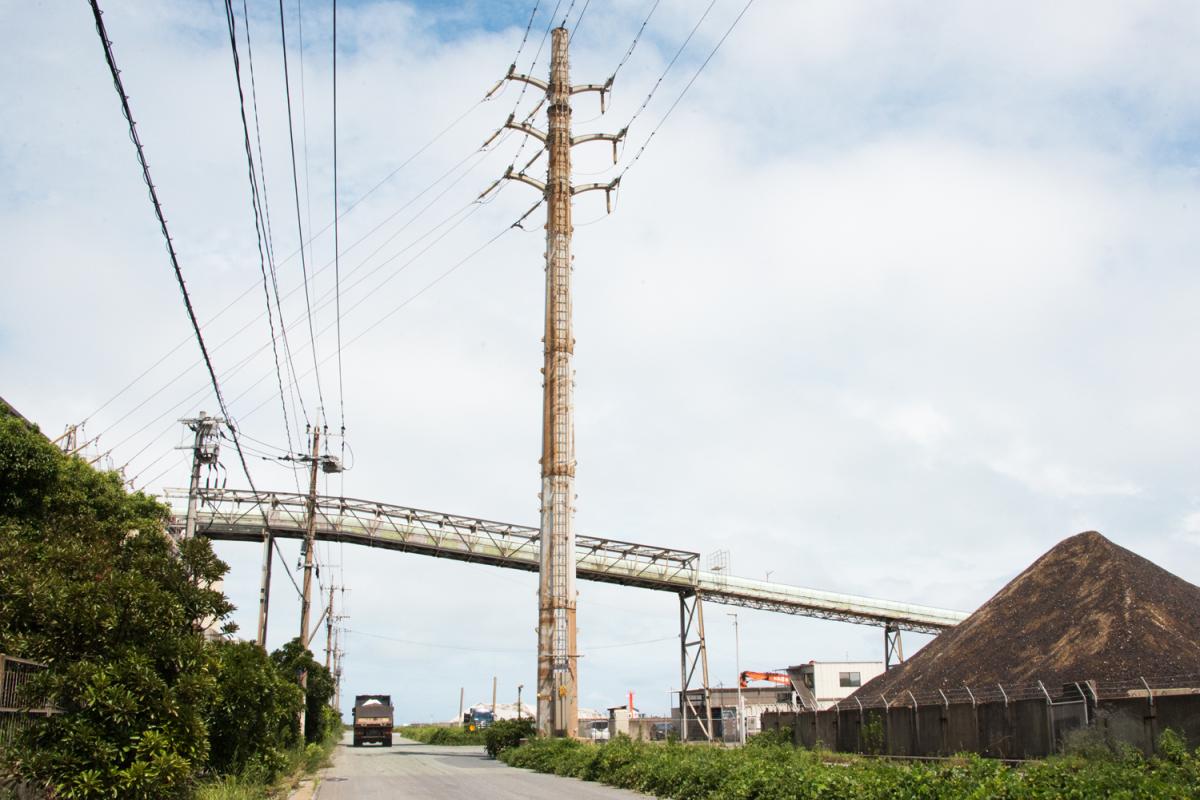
[352,694,394,747]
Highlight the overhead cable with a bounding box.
[332,0,345,452]
[617,0,758,183]
[87,0,261,498]
[240,0,309,441]
[222,0,298,457]
[276,0,326,414]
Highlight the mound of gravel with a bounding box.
[855,531,1200,699]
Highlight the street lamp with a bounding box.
[727,612,745,746]
[517,684,524,721]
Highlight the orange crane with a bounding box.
[739,670,791,688]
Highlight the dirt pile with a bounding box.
[855,531,1200,698]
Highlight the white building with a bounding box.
[788,661,885,710]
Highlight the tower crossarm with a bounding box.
[500,66,549,93]
[502,114,548,144]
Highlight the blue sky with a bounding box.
[3,0,1199,723]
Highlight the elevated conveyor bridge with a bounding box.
[167,488,965,633]
[167,487,967,742]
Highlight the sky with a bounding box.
[2,0,1199,723]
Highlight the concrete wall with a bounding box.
[762,692,1200,759]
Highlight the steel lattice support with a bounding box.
[885,622,905,669]
[679,591,714,742]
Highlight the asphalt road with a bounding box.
[314,734,649,799]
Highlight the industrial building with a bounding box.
[789,662,886,710]
[669,661,885,741]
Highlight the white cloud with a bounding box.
[3,0,1199,722]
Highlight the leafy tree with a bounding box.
[0,410,231,797]
[269,638,337,745]
[206,640,303,780]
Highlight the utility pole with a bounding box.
[492,676,498,716]
[324,582,336,670]
[298,425,321,737]
[484,25,622,740]
[332,627,344,710]
[256,527,273,647]
[181,412,223,540]
[729,612,745,746]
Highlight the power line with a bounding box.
[617,0,758,183]
[570,0,592,41]
[101,140,507,464]
[110,184,518,473]
[238,0,308,452]
[235,205,532,425]
[241,0,308,444]
[621,0,717,143]
[82,69,511,427]
[276,0,326,416]
[333,0,345,453]
[94,128,518,456]
[610,0,660,83]
[558,0,578,28]
[88,0,260,498]
[223,0,296,459]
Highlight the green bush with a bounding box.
[206,640,303,780]
[400,725,485,745]
[747,727,792,749]
[0,412,231,798]
[484,718,536,758]
[500,731,1200,799]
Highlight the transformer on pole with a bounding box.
[484,26,622,737]
[180,412,223,541]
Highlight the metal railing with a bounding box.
[0,654,55,750]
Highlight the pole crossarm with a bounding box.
[165,487,967,633]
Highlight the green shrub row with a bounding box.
[499,730,1200,799]
[399,725,485,746]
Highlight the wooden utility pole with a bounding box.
[486,26,621,739]
[298,426,321,736]
[324,583,335,670]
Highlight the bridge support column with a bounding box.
[679,591,714,742]
[885,622,904,669]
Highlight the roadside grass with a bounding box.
[398,725,485,746]
[499,730,1200,799]
[194,734,339,800]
